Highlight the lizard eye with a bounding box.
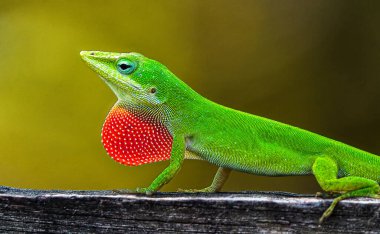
[116,59,136,75]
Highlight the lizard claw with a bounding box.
[112,187,154,195]
[112,189,135,194]
[177,188,196,193]
[177,187,215,193]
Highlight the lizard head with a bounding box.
[81,51,202,166]
[81,51,179,166]
[80,51,174,106]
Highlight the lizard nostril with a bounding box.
[90,52,95,55]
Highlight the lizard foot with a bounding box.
[136,187,154,195]
[112,189,135,194]
[112,187,154,195]
[315,191,339,198]
[177,187,216,193]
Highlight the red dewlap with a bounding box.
[101,107,173,166]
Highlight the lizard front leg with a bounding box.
[178,167,231,192]
[137,135,185,194]
[115,135,185,195]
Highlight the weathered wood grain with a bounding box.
[0,186,379,233]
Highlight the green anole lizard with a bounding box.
[80,51,380,223]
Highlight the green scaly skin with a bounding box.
[80,51,380,223]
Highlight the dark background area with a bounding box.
[0,0,379,193]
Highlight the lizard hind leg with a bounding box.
[312,156,380,223]
[177,167,231,192]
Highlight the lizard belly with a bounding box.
[184,150,204,160]
[188,136,315,176]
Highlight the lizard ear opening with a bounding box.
[101,107,173,166]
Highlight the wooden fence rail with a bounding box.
[0,186,379,233]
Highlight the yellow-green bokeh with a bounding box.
[0,0,379,193]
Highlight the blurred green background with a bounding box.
[0,0,379,193]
